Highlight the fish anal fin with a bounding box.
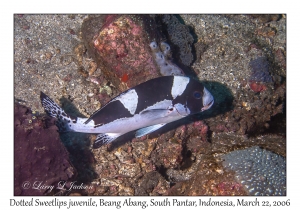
[93,133,121,149]
[135,123,166,138]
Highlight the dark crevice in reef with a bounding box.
[58,96,98,184]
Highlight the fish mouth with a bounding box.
[201,99,214,111]
[201,87,214,111]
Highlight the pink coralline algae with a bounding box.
[217,182,244,196]
[82,15,187,91]
[249,82,267,92]
[87,15,160,88]
[193,120,208,141]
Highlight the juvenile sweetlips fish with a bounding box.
[40,76,214,148]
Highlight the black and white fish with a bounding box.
[40,76,214,148]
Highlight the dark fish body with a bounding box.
[40,76,214,148]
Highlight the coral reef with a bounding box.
[79,14,191,120]
[222,146,286,195]
[82,15,162,90]
[14,103,76,195]
[89,137,171,196]
[163,133,286,196]
[85,120,210,196]
[207,78,285,135]
[80,14,190,115]
[14,14,286,196]
[81,14,188,93]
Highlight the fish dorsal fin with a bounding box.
[93,133,121,149]
[135,123,166,138]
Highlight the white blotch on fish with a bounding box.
[40,76,214,148]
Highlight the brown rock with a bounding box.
[14,103,76,195]
[81,15,162,90]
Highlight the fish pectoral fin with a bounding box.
[135,123,166,138]
[140,108,172,118]
[93,133,121,149]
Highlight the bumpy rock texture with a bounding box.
[81,15,161,90]
[14,14,286,196]
[222,146,286,195]
[14,103,76,195]
[161,14,195,67]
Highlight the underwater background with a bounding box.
[14,14,286,196]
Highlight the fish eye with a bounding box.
[193,91,201,99]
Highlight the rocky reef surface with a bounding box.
[14,103,76,195]
[222,146,286,196]
[14,14,286,196]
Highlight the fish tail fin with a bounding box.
[40,92,75,132]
